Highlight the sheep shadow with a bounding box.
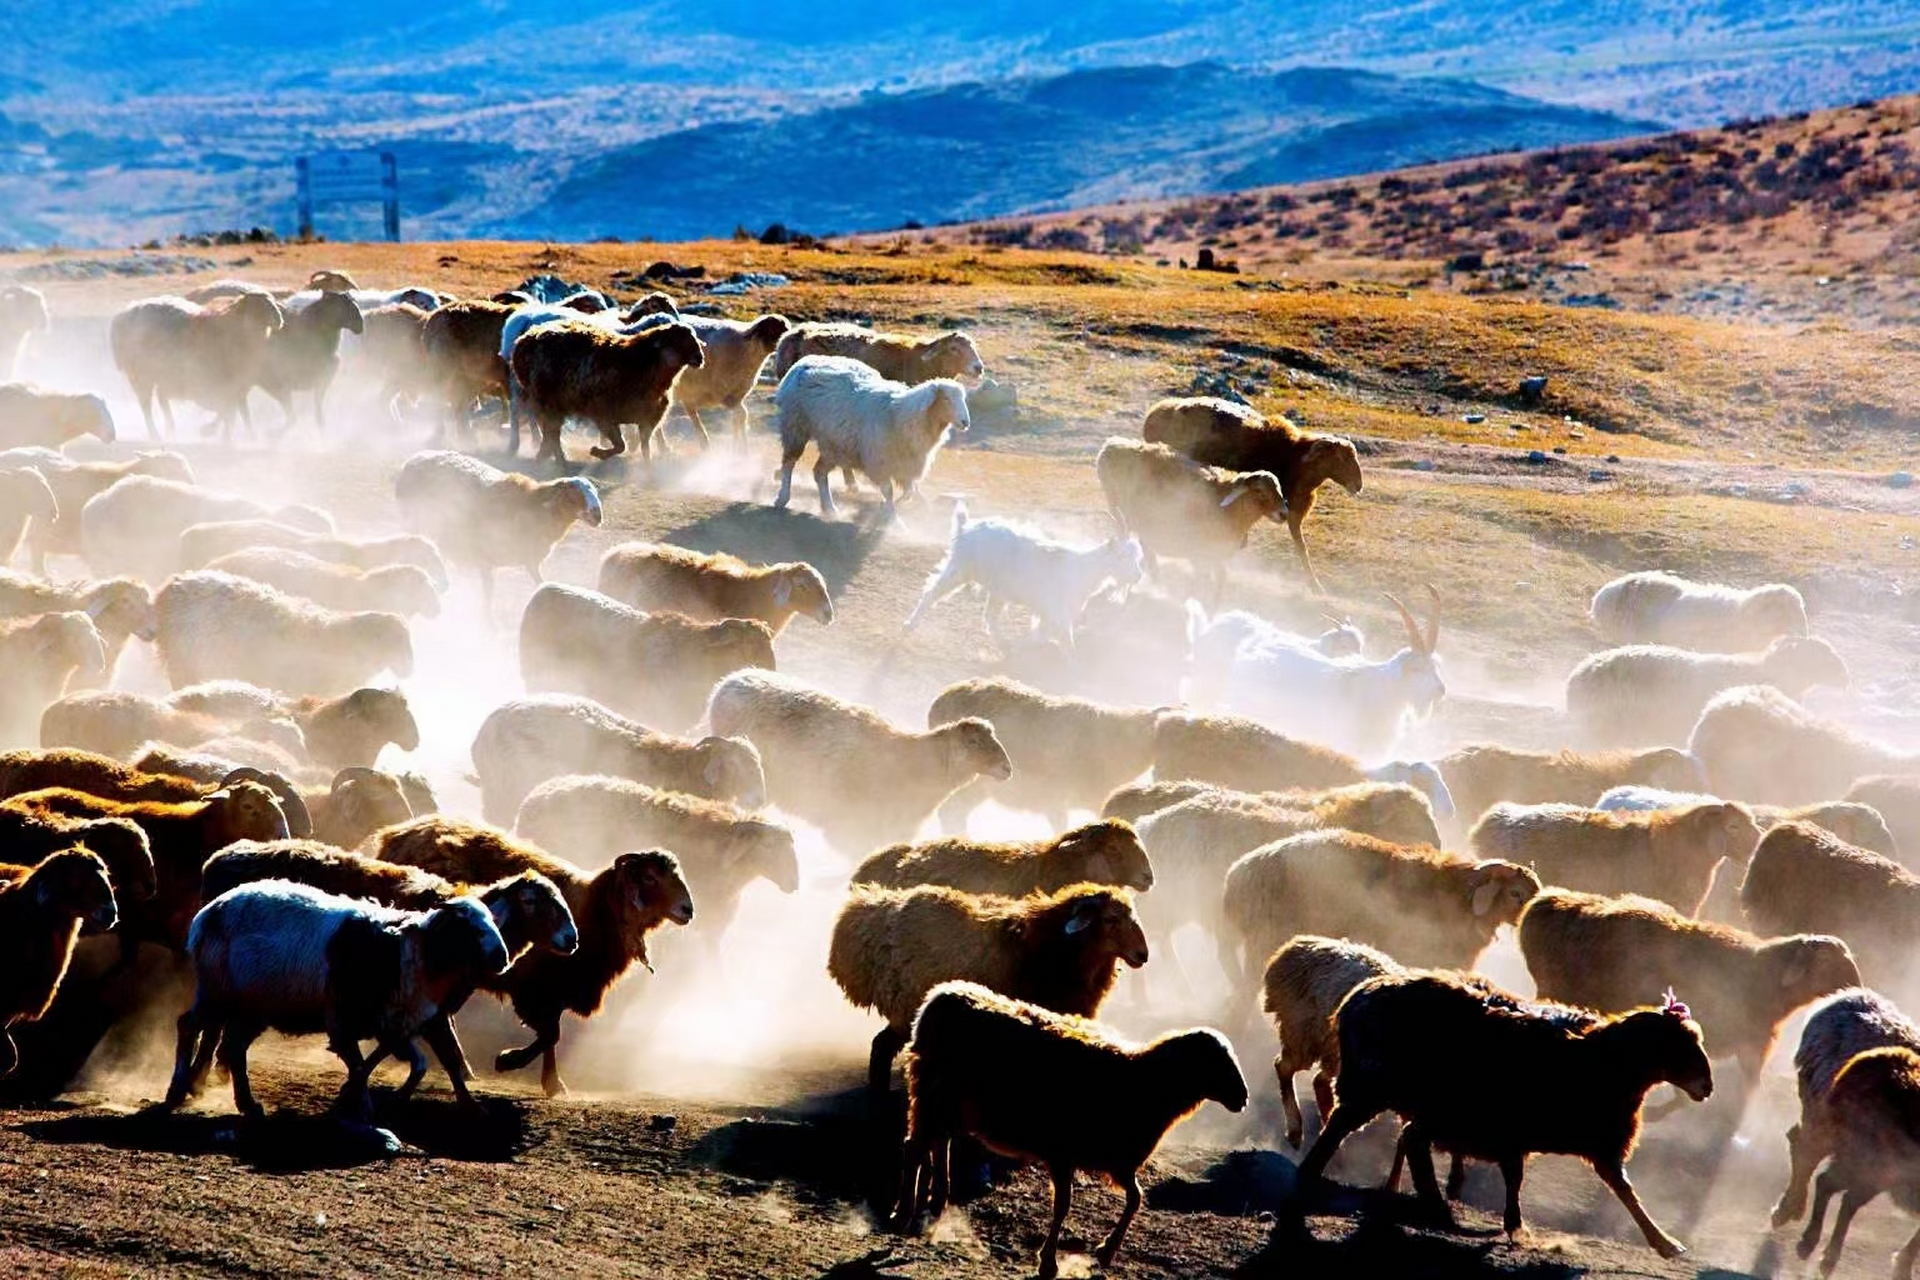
[657,503,890,596]
[1148,1148,1297,1218]
[689,1081,893,1208]
[1237,1209,1577,1280]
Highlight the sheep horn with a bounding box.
[1423,583,1442,653]
[1383,592,1424,653]
[216,766,313,839]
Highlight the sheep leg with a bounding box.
[1096,1172,1142,1267]
[1402,1127,1453,1226]
[1295,1098,1377,1187]
[1445,1153,1466,1200]
[1497,1153,1525,1237]
[1818,1184,1873,1278]
[1311,1072,1336,1141]
[682,405,712,451]
[904,562,965,631]
[867,1024,907,1098]
[842,467,859,491]
[164,1007,212,1107]
[877,479,899,523]
[159,395,178,439]
[494,1018,564,1095]
[1275,1055,1305,1149]
[416,1013,479,1107]
[133,383,160,440]
[773,445,802,510]
[935,780,987,835]
[1594,1158,1684,1258]
[1037,1164,1073,1280]
[1894,1221,1920,1280]
[270,389,297,435]
[589,418,626,460]
[1771,1121,1819,1226]
[220,1019,265,1119]
[0,1029,15,1081]
[813,458,838,515]
[538,1045,566,1097]
[1289,517,1325,594]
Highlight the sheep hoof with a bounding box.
[1654,1238,1687,1260]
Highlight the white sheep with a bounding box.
[153,571,413,696]
[163,880,509,1122]
[394,451,601,613]
[1566,636,1848,747]
[1690,685,1919,806]
[771,354,968,519]
[904,501,1143,647]
[0,286,50,379]
[1590,570,1808,653]
[1195,588,1444,761]
[80,475,333,583]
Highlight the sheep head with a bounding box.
[1217,470,1287,529]
[937,716,1012,783]
[201,780,291,845]
[920,332,985,383]
[560,292,610,314]
[415,897,511,987]
[697,735,766,809]
[1743,584,1809,638]
[325,767,414,843]
[1366,760,1455,819]
[549,476,603,529]
[1052,886,1149,969]
[924,381,970,441]
[1767,934,1860,1009]
[1465,859,1540,927]
[32,848,117,937]
[0,467,58,522]
[306,269,359,293]
[747,314,792,351]
[652,322,706,374]
[1601,999,1712,1103]
[709,618,777,673]
[1306,436,1363,495]
[214,767,310,838]
[31,612,106,677]
[773,563,834,626]
[222,291,285,338]
[83,579,157,642]
[484,870,578,957]
[1641,748,1708,794]
[741,822,800,894]
[345,687,420,753]
[603,849,694,971]
[1384,586,1446,715]
[73,818,155,901]
[1691,802,1762,868]
[1057,820,1154,891]
[1151,1029,1250,1112]
[624,292,679,322]
[1764,635,1848,693]
[314,291,365,335]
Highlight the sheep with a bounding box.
[512,774,796,945]
[1848,775,1920,860]
[370,818,692,1096]
[925,679,1163,831]
[0,613,106,743]
[1093,437,1287,602]
[1770,989,1920,1275]
[152,571,412,697]
[1519,889,1858,1111]
[1691,685,1919,806]
[1135,783,1442,958]
[1597,785,1900,859]
[1070,584,1198,705]
[707,670,1010,853]
[179,520,448,591]
[253,290,364,431]
[657,313,791,443]
[197,841,577,1106]
[304,767,422,848]
[0,572,155,681]
[393,451,601,613]
[109,293,285,442]
[851,820,1154,899]
[771,355,969,519]
[772,321,983,386]
[281,686,419,771]
[1469,800,1759,916]
[181,280,276,304]
[1220,830,1540,1005]
[1264,936,1403,1150]
[1192,587,1445,761]
[0,848,116,1079]
[1142,396,1362,592]
[164,881,509,1121]
[4,450,191,574]
[0,384,115,451]
[471,694,764,824]
[1567,635,1849,747]
[1435,742,1705,834]
[0,285,49,378]
[1294,974,1712,1258]
[79,474,332,583]
[510,318,706,461]
[4,779,291,957]
[519,583,775,731]
[39,689,303,762]
[421,299,514,444]
[1590,570,1809,653]
[0,809,155,910]
[597,542,833,635]
[0,751,312,837]
[828,883,1149,1096]
[355,301,435,423]
[1184,604,1366,683]
[1101,779,1222,825]
[904,501,1143,649]
[1741,822,1920,991]
[894,980,1246,1279]
[204,547,441,620]
[1151,710,1456,820]
[0,464,58,567]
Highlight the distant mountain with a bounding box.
[512,64,1662,241]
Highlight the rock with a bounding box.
[1607,454,1621,463]
[1890,471,1914,489]
[1464,413,1487,424]
[1525,450,1549,465]
[1553,447,1568,455]
[1518,375,1550,404]
[1413,459,1436,472]
[966,378,1017,414]
[707,272,791,295]
[1588,469,1612,482]
[649,1114,678,1132]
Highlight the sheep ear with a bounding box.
[1470,880,1500,917]
[1064,909,1093,935]
[773,575,793,607]
[702,753,723,787]
[1218,484,1248,509]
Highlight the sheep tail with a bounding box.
[949,499,969,543]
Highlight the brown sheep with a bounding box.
[253,290,364,430]
[828,883,1148,1096]
[519,583,775,731]
[1295,973,1712,1257]
[0,572,154,681]
[1846,775,1920,862]
[15,451,193,574]
[0,810,155,909]
[772,321,983,384]
[850,820,1154,897]
[1264,935,1403,1150]
[664,313,791,442]
[0,750,314,837]
[204,547,441,620]
[1094,437,1287,600]
[926,678,1162,831]
[1221,830,1540,1009]
[109,293,285,442]
[0,849,117,1078]
[1100,779,1220,825]
[707,670,1011,854]
[894,980,1246,1280]
[305,767,421,849]
[394,451,602,614]
[279,687,419,771]
[370,816,692,1096]
[1151,710,1455,820]
[510,319,706,461]
[1436,742,1705,834]
[597,542,834,635]
[512,774,797,945]
[421,299,514,444]
[4,780,291,955]
[1469,800,1760,916]
[0,384,115,450]
[1741,821,1920,993]
[1142,396,1361,592]
[1519,889,1859,1109]
[357,302,435,422]
[38,689,303,763]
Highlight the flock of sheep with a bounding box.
[0,267,1916,1279]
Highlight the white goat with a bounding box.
[1204,588,1444,761]
[771,355,968,519]
[1185,603,1362,705]
[904,502,1143,647]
